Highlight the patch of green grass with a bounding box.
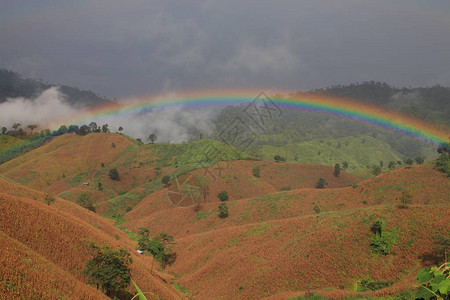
[196,211,212,221]
[245,223,272,236]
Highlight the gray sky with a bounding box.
[1,0,450,98]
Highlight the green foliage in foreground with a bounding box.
[416,263,450,300]
[83,241,132,298]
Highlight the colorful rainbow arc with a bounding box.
[60,90,449,147]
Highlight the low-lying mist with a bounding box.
[0,88,216,143]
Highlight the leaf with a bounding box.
[131,279,148,300]
[415,285,435,300]
[417,268,433,284]
[430,274,446,292]
[438,278,450,294]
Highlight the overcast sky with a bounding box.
[1,0,450,98]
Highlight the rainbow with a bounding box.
[59,89,449,146]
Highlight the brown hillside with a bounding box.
[0,133,137,191]
[125,160,360,221]
[122,164,449,299]
[0,179,184,299]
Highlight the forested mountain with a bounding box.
[0,69,113,107]
[309,81,450,128]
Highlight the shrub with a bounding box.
[109,168,120,181]
[370,231,398,255]
[313,205,321,214]
[77,193,96,212]
[334,163,341,177]
[44,194,55,206]
[217,190,229,202]
[274,155,286,163]
[252,166,261,178]
[398,190,413,208]
[357,278,393,292]
[218,203,229,218]
[161,175,170,187]
[315,178,327,189]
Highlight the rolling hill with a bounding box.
[0,177,184,299]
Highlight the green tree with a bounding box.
[97,181,103,191]
[1,127,6,135]
[371,165,382,176]
[313,205,321,214]
[101,124,109,133]
[217,190,229,202]
[77,193,96,212]
[27,124,38,134]
[388,161,396,170]
[218,202,229,218]
[398,190,413,208]
[44,194,55,206]
[161,175,170,187]
[274,155,286,163]
[415,156,425,164]
[109,168,120,181]
[83,242,132,298]
[148,133,157,144]
[252,166,261,178]
[342,161,349,169]
[334,163,341,177]
[370,219,385,236]
[315,178,327,189]
[405,158,414,166]
[12,123,21,130]
[118,126,123,132]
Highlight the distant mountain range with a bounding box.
[0,69,113,107]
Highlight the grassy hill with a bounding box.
[122,164,450,299]
[0,133,255,218]
[0,177,184,299]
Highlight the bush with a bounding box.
[398,190,413,208]
[313,205,321,214]
[77,193,96,212]
[315,178,327,189]
[218,203,229,218]
[274,155,286,163]
[109,168,120,181]
[217,190,229,202]
[161,175,170,187]
[252,166,261,178]
[44,194,55,206]
[357,278,393,292]
[370,231,398,255]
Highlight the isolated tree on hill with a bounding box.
[217,190,229,202]
[161,175,170,187]
[1,127,6,135]
[83,242,132,298]
[334,163,341,177]
[97,181,103,191]
[196,175,210,204]
[399,190,413,208]
[12,123,21,130]
[44,194,55,206]
[370,219,385,236]
[315,178,327,189]
[27,124,38,134]
[109,168,120,181]
[148,133,157,144]
[118,126,123,132]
